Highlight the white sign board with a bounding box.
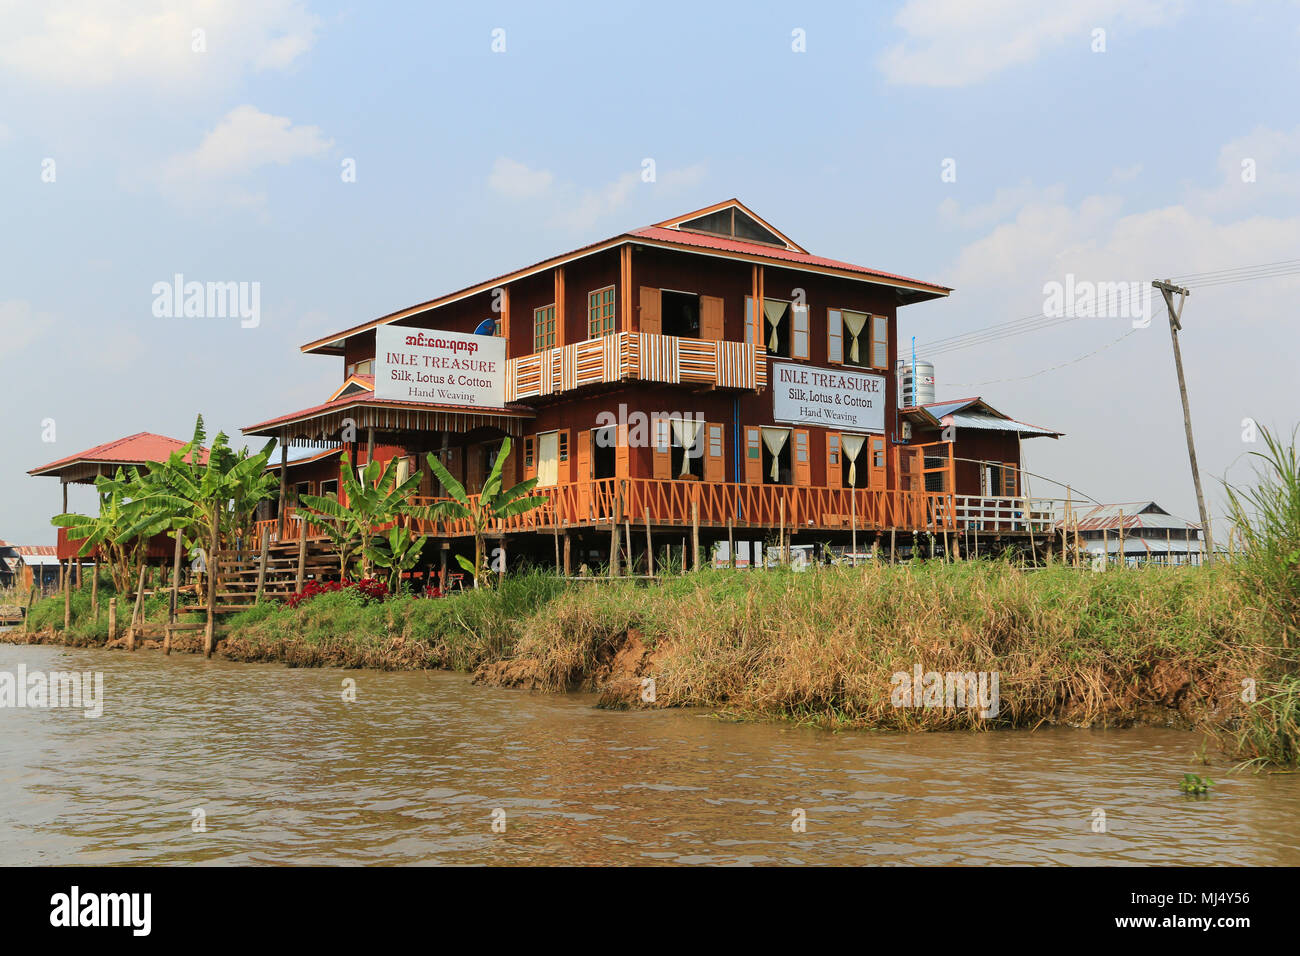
[374,325,506,409]
[771,361,885,433]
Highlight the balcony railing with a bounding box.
[952,496,1056,534]
[506,332,766,401]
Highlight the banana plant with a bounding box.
[51,467,150,594]
[405,437,545,588]
[299,451,423,578]
[364,525,428,593]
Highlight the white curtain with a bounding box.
[761,427,790,482]
[840,434,866,487]
[842,311,867,364]
[763,300,787,352]
[670,417,703,476]
[396,456,410,484]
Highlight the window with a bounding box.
[345,359,374,377]
[677,207,786,247]
[533,304,556,351]
[760,427,792,485]
[558,431,569,464]
[661,290,700,339]
[523,436,535,469]
[669,416,704,479]
[319,479,338,499]
[588,287,616,338]
[831,310,888,369]
[745,298,793,357]
[840,434,867,488]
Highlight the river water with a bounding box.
[1,641,1296,865]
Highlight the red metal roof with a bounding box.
[630,226,949,292]
[29,433,209,477]
[243,393,535,434]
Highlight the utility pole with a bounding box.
[1152,279,1215,565]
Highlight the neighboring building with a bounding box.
[10,545,60,593]
[1066,501,1206,566]
[0,540,19,588]
[28,433,208,564]
[239,199,1054,562]
[900,396,1061,534]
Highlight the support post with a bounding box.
[691,500,700,572]
[91,557,99,621]
[1117,508,1125,569]
[295,519,307,594]
[107,597,117,643]
[727,517,735,569]
[625,519,633,575]
[170,530,183,622]
[563,531,572,577]
[277,437,288,542]
[63,559,71,629]
[204,522,218,657]
[645,514,654,576]
[128,562,146,651]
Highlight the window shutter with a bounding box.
[792,304,810,360]
[872,314,889,368]
[639,286,661,336]
[1002,463,1018,497]
[652,417,671,481]
[793,429,811,487]
[743,426,763,485]
[704,422,725,483]
[744,297,758,346]
[576,429,591,481]
[700,295,724,341]
[827,309,843,364]
[616,423,630,478]
[826,433,841,490]
[523,436,536,481]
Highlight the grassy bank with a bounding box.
[15,558,1292,764]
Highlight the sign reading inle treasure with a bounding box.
[770,360,885,433]
[374,325,506,409]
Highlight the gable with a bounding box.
[654,200,806,252]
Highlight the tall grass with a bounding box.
[1222,425,1300,765]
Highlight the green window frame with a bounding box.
[588,287,616,338]
[533,304,556,351]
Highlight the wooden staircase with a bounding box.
[204,536,341,613]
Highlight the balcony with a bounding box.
[506,332,767,401]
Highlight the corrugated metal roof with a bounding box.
[29,433,208,477]
[944,411,1060,436]
[1072,502,1201,532]
[243,393,535,434]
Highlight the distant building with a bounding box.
[1065,501,1206,566]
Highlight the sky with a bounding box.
[2,0,1298,544]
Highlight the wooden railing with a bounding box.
[405,478,957,537]
[952,496,1055,534]
[506,332,765,401]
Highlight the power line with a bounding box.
[939,326,1139,387]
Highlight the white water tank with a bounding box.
[897,360,936,408]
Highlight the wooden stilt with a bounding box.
[204,522,218,658]
[691,500,700,571]
[727,517,735,569]
[778,500,786,567]
[624,520,633,574]
[295,519,307,594]
[91,557,99,621]
[644,515,653,576]
[439,545,448,591]
[63,559,71,629]
[890,528,897,563]
[171,531,183,622]
[107,597,117,643]
[553,524,561,574]
[563,531,572,577]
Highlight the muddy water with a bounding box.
[1,642,1297,866]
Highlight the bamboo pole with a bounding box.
[107,597,117,643]
[91,557,99,621]
[553,523,561,574]
[204,521,218,658]
[564,531,572,577]
[680,538,686,575]
[170,531,183,622]
[62,559,71,629]
[609,486,622,578]
[727,517,735,569]
[890,528,897,564]
[1117,508,1125,569]
[127,562,146,651]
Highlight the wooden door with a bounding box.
[743,426,763,484]
[868,436,887,491]
[639,287,661,336]
[700,295,724,341]
[703,422,725,483]
[793,429,811,487]
[826,433,841,490]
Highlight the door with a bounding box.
[868,436,887,490]
[537,431,559,487]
